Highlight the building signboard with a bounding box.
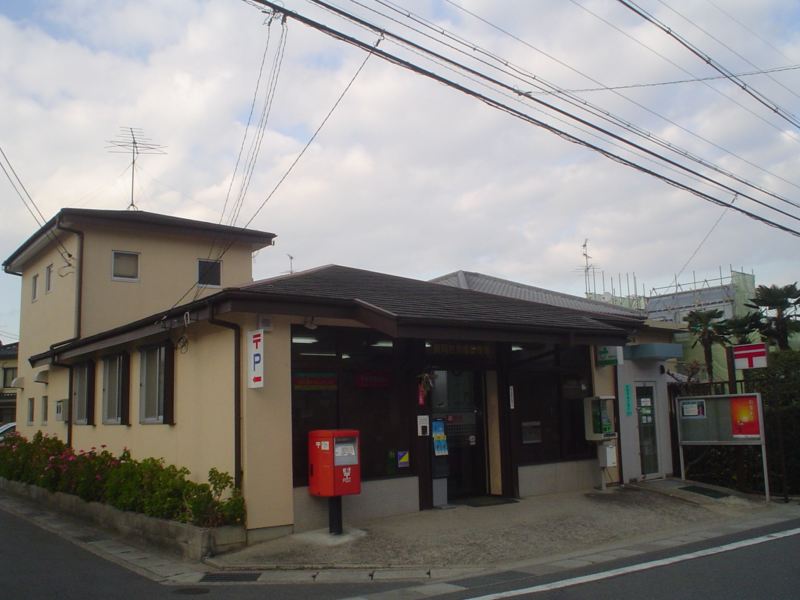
[732,343,767,370]
[247,329,264,389]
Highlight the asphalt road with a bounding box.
[0,508,396,600]
[441,520,800,600]
[2,505,799,600]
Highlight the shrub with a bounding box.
[0,434,245,527]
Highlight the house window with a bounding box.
[41,396,48,425]
[32,274,39,301]
[139,342,174,424]
[3,367,17,388]
[27,398,34,425]
[45,264,53,293]
[71,362,95,425]
[197,259,221,287]
[103,354,129,425]
[112,251,139,281]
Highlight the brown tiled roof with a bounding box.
[243,265,628,335]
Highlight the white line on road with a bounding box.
[465,527,800,600]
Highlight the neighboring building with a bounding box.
[3,208,275,468]
[5,207,637,539]
[433,270,683,484]
[0,342,18,423]
[646,269,756,380]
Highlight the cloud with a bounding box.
[2,0,800,337]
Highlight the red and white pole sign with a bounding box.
[732,343,767,370]
[248,329,265,388]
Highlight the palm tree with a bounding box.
[725,312,760,345]
[684,309,729,383]
[746,284,800,351]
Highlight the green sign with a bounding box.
[597,346,620,366]
[624,384,633,417]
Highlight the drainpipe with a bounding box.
[51,217,85,448]
[207,303,243,489]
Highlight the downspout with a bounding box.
[53,217,84,449]
[207,303,243,489]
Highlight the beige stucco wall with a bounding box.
[68,322,236,483]
[80,228,253,336]
[15,234,79,438]
[238,314,295,532]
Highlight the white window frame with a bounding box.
[112,250,140,282]
[45,263,53,293]
[32,273,39,301]
[55,400,65,422]
[41,396,48,425]
[3,367,17,388]
[139,346,165,424]
[103,355,124,425]
[72,363,90,425]
[197,258,222,288]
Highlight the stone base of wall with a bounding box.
[518,459,598,497]
[0,477,246,560]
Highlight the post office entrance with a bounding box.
[430,370,487,499]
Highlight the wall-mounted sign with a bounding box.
[733,343,768,370]
[432,419,448,456]
[293,372,337,391]
[730,395,760,438]
[247,329,264,389]
[680,399,706,418]
[355,371,392,389]
[597,346,623,366]
[624,384,633,417]
[397,450,410,468]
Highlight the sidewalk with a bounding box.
[208,480,800,579]
[1,479,798,587]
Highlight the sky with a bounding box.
[2,0,800,341]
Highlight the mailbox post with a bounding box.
[309,430,361,534]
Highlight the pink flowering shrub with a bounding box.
[0,432,244,526]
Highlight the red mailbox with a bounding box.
[308,429,361,497]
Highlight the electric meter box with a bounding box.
[584,396,617,441]
[308,429,361,497]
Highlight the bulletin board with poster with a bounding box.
[675,394,769,501]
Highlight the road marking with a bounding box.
[465,527,800,600]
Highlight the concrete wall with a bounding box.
[518,459,597,496]
[292,476,420,532]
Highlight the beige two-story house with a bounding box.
[3,208,275,478]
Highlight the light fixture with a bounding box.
[292,335,318,344]
[300,352,337,357]
[303,316,318,330]
[511,345,524,352]
[371,340,394,348]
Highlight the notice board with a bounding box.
[676,394,763,445]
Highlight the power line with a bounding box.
[298,0,800,225]
[161,24,380,315]
[244,0,800,238]
[616,0,800,131]
[532,63,800,95]
[352,0,800,214]
[657,0,800,101]
[0,144,73,264]
[564,0,800,192]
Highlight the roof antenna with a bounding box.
[287,254,294,274]
[106,127,166,211]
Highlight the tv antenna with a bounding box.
[106,127,166,210]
